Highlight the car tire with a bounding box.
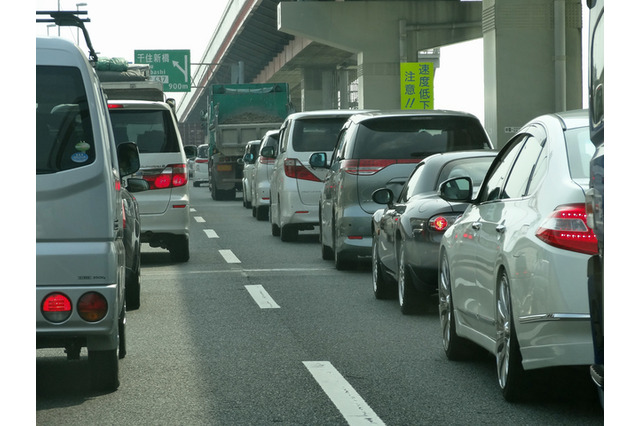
[125,269,140,311]
[372,235,394,299]
[439,251,471,361]
[257,206,269,221]
[398,241,420,314]
[280,224,298,242]
[496,269,525,402]
[169,235,190,262]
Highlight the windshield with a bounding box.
[109,109,180,153]
[36,65,95,174]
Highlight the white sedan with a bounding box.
[437,109,597,401]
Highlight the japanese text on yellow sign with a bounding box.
[401,62,434,110]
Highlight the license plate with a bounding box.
[217,164,232,172]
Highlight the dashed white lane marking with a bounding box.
[204,229,219,238]
[194,216,205,223]
[219,249,241,263]
[245,285,280,309]
[190,208,196,212]
[303,361,385,426]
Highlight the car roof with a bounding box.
[285,109,373,120]
[420,150,498,167]
[551,109,589,130]
[107,100,173,110]
[348,109,481,123]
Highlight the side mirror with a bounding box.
[309,152,328,168]
[126,178,149,193]
[184,145,197,160]
[117,142,141,177]
[261,145,276,159]
[372,188,394,207]
[242,152,255,164]
[439,176,473,202]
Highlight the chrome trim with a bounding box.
[519,313,591,324]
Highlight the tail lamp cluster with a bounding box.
[142,164,188,190]
[284,158,320,182]
[536,203,598,255]
[41,292,108,324]
[342,159,421,176]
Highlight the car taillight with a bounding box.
[195,158,208,164]
[77,292,108,322]
[535,204,598,255]
[342,159,420,175]
[143,164,188,190]
[284,158,320,182]
[259,156,274,165]
[121,201,126,230]
[42,293,72,323]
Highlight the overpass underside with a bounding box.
[180,0,583,148]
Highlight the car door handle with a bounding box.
[471,222,481,230]
[496,224,506,233]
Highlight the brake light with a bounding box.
[195,158,208,164]
[284,158,320,182]
[259,156,274,165]
[342,159,420,175]
[429,216,449,232]
[77,292,108,322]
[42,293,72,323]
[142,164,188,190]
[535,204,598,255]
[122,201,126,230]
[107,103,124,109]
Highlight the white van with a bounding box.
[36,36,144,391]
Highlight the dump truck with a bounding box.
[207,83,292,200]
[96,59,165,102]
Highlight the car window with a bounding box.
[291,117,347,152]
[477,134,527,203]
[353,116,490,160]
[109,109,180,153]
[399,162,426,201]
[197,145,208,158]
[437,157,495,188]
[36,65,95,173]
[502,135,544,199]
[330,123,353,164]
[564,126,594,180]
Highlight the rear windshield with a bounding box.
[197,144,208,158]
[565,126,595,180]
[291,117,348,152]
[353,116,490,159]
[109,109,180,153]
[36,65,95,174]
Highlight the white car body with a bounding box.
[438,109,596,400]
[269,110,365,241]
[241,140,261,208]
[193,144,209,187]
[250,129,279,220]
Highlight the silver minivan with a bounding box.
[36,36,145,391]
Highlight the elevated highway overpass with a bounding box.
[177,0,583,148]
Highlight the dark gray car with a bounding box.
[310,110,493,270]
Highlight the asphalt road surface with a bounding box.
[36,186,603,425]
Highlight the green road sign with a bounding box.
[134,49,191,92]
[400,62,434,110]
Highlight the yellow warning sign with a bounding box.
[400,62,434,110]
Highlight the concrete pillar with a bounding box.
[301,68,336,111]
[483,0,583,147]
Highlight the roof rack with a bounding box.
[36,10,98,64]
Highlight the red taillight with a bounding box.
[259,156,274,165]
[143,164,188,190]
[42,293,72,323]
[195,158,208,164]
[429,216,449,232]
[284,158,320,182]
[107,103,124,109]
[121,201,126,229]
[77,292,108,322]
[342,159,420,175]
[535,204,598,255]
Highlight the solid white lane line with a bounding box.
[219,249,241,263]
[303,361,385,426]
[194,216,205,223]
[245,285,280,309]
[204,229,219,238]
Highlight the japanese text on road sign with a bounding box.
[134,49,191,93]
[400,62,434,110]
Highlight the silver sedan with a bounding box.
[438,109,597,401]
